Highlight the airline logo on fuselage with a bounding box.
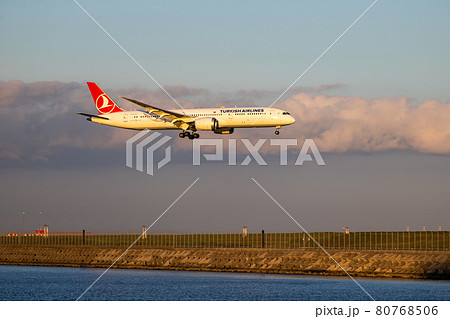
[220,108,265,113]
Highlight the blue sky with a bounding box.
[1,0,449,101]
[1,1,449,233]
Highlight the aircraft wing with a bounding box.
[120,96,194,130]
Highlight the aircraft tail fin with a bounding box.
[87,82,124,115]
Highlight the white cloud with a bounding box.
[283,93,450,154]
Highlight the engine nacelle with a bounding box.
[194,117,219,131]
[213,128,234,134]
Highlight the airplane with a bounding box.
[77,82,295,139]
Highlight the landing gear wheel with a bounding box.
[275,130,280,135]
[188,134,195,140]
[179,132,186,138]
[193,133,200,139]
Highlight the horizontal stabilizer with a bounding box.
[76,112,109,120]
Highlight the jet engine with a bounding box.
[194,117,219,131]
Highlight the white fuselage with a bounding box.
[90,107,295,130]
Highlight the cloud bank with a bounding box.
[0,80,449,163]
[283,93,450,154]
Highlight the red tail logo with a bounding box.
[87,82,123,115]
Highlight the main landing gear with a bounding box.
[179,131,200,139]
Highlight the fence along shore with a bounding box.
[1,231,449,251]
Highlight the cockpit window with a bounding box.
[282,112,290,115]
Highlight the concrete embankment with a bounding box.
[0,245,448,279]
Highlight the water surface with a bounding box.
[0,265,448,301]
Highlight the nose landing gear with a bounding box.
[275,125,282,135]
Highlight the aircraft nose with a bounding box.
[289,116,296,124]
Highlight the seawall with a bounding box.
[0,245,448,279]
